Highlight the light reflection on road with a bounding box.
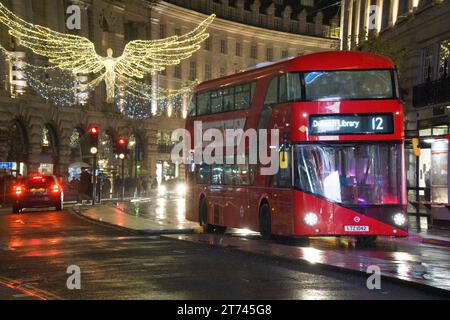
[123,195,450,291]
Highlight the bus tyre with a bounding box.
[259,203,272,240]
[356,236,377,247]
[199,198,212,233]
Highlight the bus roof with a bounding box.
[196,51,396,93]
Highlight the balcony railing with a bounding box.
[413,77,450,108]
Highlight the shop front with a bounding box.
[406,122,450,227]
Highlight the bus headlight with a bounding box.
[304,212,318,226]
[393,213,406,226]
[177,183,187,196]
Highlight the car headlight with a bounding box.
[177,184,187,195]
[158,185,167,195]
[393,213,406,226]
[304,212,318,226]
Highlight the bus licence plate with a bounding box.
[344,226,369,232]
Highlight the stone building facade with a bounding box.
[0,0,338,199]
[341,0,450,223]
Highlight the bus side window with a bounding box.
[287,73,303,101]
[211,90,223,113]
[197,163,211,184]
[258,77,278,129]
[223,88,234,111]
[264,77,278,105]
[197,92,211,115]
[212,164,224,185]
[279,74,287,103]
[188,94,197,116]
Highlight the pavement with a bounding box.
[71,197,450,295]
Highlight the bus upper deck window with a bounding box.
[197,92,211,115]
[287,73,302,101]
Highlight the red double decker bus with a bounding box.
[185,51,407,245]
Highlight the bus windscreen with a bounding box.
[291,70,395,101]
[293,143,401,205]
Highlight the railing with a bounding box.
[413,76,450,108]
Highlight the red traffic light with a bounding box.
[118,138,126,145]
[89,126,99,135]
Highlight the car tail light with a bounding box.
[52,184,61,194]
[15,185,24,196]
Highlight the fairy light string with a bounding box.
[0,2,212,103]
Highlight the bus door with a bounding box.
[268,148,294,236]
[222,161,253,228]
[293,145,336,235]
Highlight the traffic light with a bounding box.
[117,137,128,159]
[88,126,99,154]
[412,138,421,157]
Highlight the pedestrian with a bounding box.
[142,177,148,196]
[79,169,92,202]
[136,176,143,197]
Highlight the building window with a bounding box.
[220,67,226,77]
[189,61,197,80]
[236,42,242,57]
[422,45,435,82]
[42,127,50,147]
[381,0,391,30]
[174,64,182,79]
[124,21,138,42]
[439,40,450,79]
[205,64,212,81]
[220,39,227,54]
[398,0,409,16]
[281,50,289,59]
[159,24,166,39]
[266,48,274,61]
[274,19,281,30]
[204,37,212,51]
[250,44,257,59]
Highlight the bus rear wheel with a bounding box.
[356,236,377,247]
[199,198,212,233]
[259,203,272,240]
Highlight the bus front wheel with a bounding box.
[259,203,272,240]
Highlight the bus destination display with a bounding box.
[309,114,394,135]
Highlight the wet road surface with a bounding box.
[121,197,450,292]
[0,210,447,299]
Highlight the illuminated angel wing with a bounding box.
[115,14,215,78]
[0,3,104,74]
